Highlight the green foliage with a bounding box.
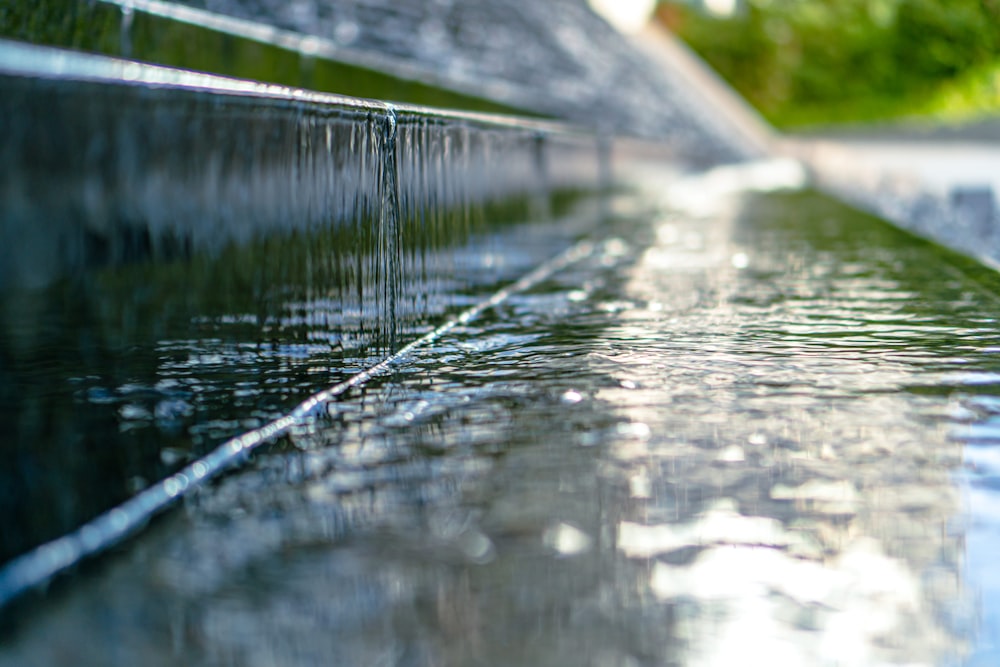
[661,0,1000,128]
[894,0,1000,78]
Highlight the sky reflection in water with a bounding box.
[6,167,1000,665]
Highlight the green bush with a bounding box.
[661,0,1000,127]
[894,0,999,79]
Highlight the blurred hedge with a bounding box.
[659,0,1000,127]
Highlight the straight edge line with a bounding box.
[0,238,597,609]
[123,0,529,115]
[0,38,574,137]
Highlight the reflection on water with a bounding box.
[0,55,606,566]
[6,173,1000,664]
[0,196,597,567]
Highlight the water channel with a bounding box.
[3,2,1000,663]
[4,159,1000,664]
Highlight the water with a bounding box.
[0,42,610,571]
[3,7,999,663]
[5,163,1000,664]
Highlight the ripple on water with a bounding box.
[7,187,1000,665]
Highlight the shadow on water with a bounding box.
[7,175,1000,663]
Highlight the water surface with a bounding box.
[5,170,1000,665]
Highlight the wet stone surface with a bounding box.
[5,171,1000,664]
[174,0,753,158]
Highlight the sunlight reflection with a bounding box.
[662,158,807,217]
[587,0,657,34]
[596,181,968,664]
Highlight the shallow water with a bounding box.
[5,169,1000,665]
[0,53,606,566]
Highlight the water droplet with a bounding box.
[458,529,495,564]
[160,448,188,467]
[119,5,134,59]
[109,509,129,532]
[657,223,680,245]
[154,399,193,421]
[333,21,360,45]
[561,389,584,404]
[716,444,745,462]
[86,387,117,404]
[164,476,183,498]
[602,238,629,257]
[119,404,152,420]
[629,471,652,499]
[617,422,651,440]
[543,522,592,557]
[79,525,102,551]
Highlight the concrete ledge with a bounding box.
[0,40,619,292]
[791,137,1000,270]
[0,0,521,115]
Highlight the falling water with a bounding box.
[4,2,1000,665]
[118,3,134,59]
[0,42,612,571]
[4,162,996,665]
